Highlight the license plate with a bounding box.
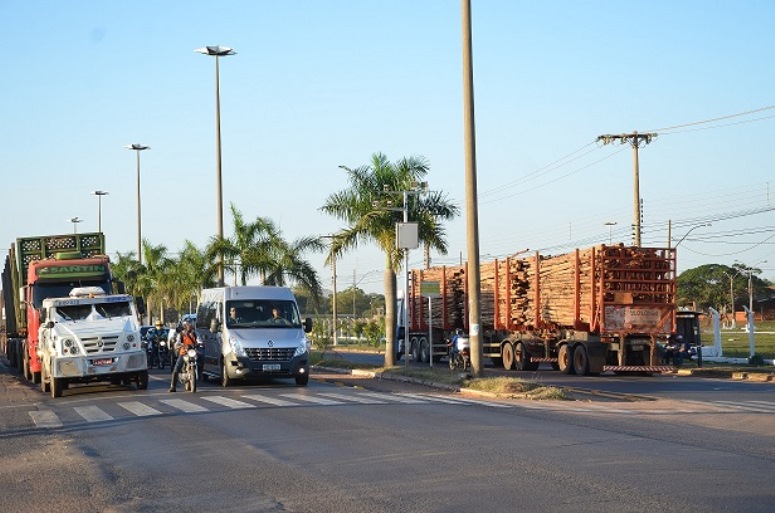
[92,358,113,366]
[262,364,281,371]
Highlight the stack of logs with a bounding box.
[411,245,674,332]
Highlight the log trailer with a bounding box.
[1,232,126,384]
[401,245,677,375]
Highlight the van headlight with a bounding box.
[294,341,308,358]
[229,337,246,357]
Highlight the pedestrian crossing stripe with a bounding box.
[25,393,775,429]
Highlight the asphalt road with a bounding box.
[1,360,774,513]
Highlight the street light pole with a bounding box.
[125,144,150,265]
[69,217,82,234]
[604,221,617,244]
[92,190,109,234]
[673,223,711,248]
[196,45,236,287]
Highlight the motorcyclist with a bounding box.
[169,321,200,392]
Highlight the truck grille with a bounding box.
[81,336,120,354]
[245,347,294,362]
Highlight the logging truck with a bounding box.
[398,245,677,375]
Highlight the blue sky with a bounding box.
[1,1,773,296]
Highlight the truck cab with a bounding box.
[37,286,147,397]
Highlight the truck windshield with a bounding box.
[225,299,301,328]
[56,304,93,321]
[95,301,132,318]
[32,280,113,309]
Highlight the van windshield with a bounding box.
[225,300,301,329]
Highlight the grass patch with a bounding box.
[463,376,570,400]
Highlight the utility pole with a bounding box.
[462,0,483,377]
[597,131,656,247]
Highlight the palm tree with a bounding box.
[167,240,217,314]
[139,240,173,324]
[206,203,324,301]
[320,153,459,367]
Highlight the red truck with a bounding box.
[399,245,677,375]
[1,233,125,384]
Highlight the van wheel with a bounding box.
[295,373,309,387]
[221,360,232,387]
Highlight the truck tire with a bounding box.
[137,370,149,390]
[514,342,529,371]
[51,376,64,398]
[411,337,420,362]
[40,363,50,394]
[23,346,31,381]
[573,344,590,376]
[419,337,430,363]
[558,344,575,374]
[501,342,515,370]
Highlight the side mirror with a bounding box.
[46,321,55,329]
[135,297,146,315]
[304,317,313,334]
[115,280,126,294]
[209,318,220,333]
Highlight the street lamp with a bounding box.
[674,223,711,248]
[124,144,150,265]
[747,261,767,314]
[92,190,109,234]
[195,45,236,287]
[69,217,83,234]
[604,221,617,245]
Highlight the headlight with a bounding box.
[62,338,74,348]
[127,334,136,343]
[187,348,198,358]
[294,341,308,358]
[229,337,246,357]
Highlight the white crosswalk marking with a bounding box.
[118,401,163,417]
[745,401,775,410]
[202,396,255,409]
[74,405,113,423]
[160,398,209,413]
[712,401,775,413]
[29,410,63,428]
[355,392,427,404]
[280,393,345,405]
[242,394,299,407]
[317,392,388,404]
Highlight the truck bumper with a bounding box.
[52,352,148,378]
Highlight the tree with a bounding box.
[677,262,772,312]
[207,203,324,302]
[321,153,459,367]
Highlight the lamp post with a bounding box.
[69,217,83,234]
[747,261,767,314]
[195,45,236,287]
[92,190,109,234]
[673,223,711,248]
[604,221,617,245]
[124,144,150,265]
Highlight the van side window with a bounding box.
[196,301,212,329]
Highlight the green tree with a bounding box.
[677,262,771,312]
[207,203,324,302]
[321,153,459,367]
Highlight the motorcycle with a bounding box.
[448,334,471,371]
[175,344,200,393]
[155,333,169,370]
[143,335,159,369]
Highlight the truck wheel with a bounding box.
[40,363,50,393]
[137,370,149,390]
[221,360,232,387]
[411,337,420,362]
[419,338,430,363]
[558,344,575,374]
[51,377,64,398]
[501,343,515,370]
[23,347,31,381]
[573,345,590,376]
[514,342,528,371]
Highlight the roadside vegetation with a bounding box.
[310,349,570,400]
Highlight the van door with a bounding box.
[197,300,222,375]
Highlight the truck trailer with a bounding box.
[400,244,676,375]
[1,232,124,384]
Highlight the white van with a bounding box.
[195,286,313,387]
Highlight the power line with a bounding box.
[646,105,775,133]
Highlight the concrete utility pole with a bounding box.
[596,131,656,247]
[462,0,483,377]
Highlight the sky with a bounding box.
[1,0,773,298]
